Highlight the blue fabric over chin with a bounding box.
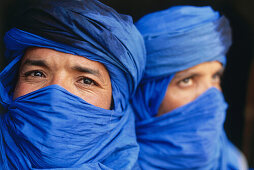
[136,88,227,169]
[1,85,137,169]
[134,87,245,170]
[0,0,146,169]
[132,5,247,170]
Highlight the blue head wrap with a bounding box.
[132,6,247,169]
[0,0,146,169]
[136,5,230,81]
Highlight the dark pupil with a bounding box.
[183,78,189,83]
[34,71,42,77]
[83,78,92,84]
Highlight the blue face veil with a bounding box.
[0,0,146,169]
[132,6,247,170]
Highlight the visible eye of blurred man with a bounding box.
[14,47,112,109]
[157,61,223,116]
[132,5,247,170]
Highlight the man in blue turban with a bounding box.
[0,0,146,169]
[131,6,248,169]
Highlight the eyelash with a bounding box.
[22,70,99,88]
[77,77,99,87]
[177,72,222,86]
[178,76,193,83]
[213,72,223,79]
[24,70,46,78]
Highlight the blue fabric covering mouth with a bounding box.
[132,5,247,170]
[1,85,138,169]
[0,0,146,169]
[135,88,227,169]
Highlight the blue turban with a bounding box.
[131,6,247,169]
[0,0,146,169]
[136,5,230,80]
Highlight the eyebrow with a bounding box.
[22,59,49,68]
[173,71,199,80]
[72,65,102,79]
[22,59,104,80]
[174,67,224,80]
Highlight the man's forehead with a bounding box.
[21,47,109,79]
[23,47,99,66]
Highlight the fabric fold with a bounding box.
[132,5,246,170]
[0,0,146,169]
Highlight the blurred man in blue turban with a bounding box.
[0,0,146,169]
[132,6,248,169]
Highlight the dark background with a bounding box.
[0,0,254,167]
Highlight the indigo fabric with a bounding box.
[135,6,231,80]
[0,0,146,169]
[132,6,247,169]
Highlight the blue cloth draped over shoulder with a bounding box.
[0,0,146,169]
[132,6,247,170]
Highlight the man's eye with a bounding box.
[24,70,45,78]
[181,78,190,83]
[80,77,96,86]
[180,78,191,84]
[178,77,193,87]
[212,73,222,82]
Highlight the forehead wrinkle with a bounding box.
[174,63,224,80]
[23,59,45,65]
[21,58,50,69]
[174,70,200,80]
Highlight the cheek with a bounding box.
[13,80,41,99]
[88,94,111,109]
[74,88,112,110]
